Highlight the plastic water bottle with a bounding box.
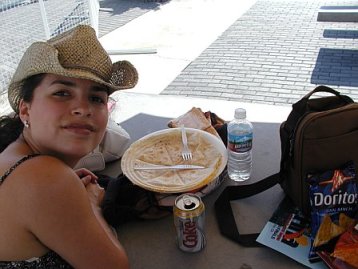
[227,108,253,181]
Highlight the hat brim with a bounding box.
[8,42,138,113]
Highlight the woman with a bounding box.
[0,25,138,268]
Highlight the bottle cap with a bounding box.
[234,108,246,119]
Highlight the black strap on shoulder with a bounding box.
[214,173,280,247]
[0,154,41,184]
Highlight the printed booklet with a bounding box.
[256,197,326,269]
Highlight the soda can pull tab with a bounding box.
[183,195,195,210]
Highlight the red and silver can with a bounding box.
[173,193,206,252]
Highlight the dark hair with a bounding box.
[0,74,45,152]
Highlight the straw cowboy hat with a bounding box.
[8,24,138,113]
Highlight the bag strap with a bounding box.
[214,173,280,247]
[303,85,340,99]
[302,85,351,101]
[282,86,354,158]
[286,85,353,131]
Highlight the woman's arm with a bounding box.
[75,168,120,241]
[15,156,130,269]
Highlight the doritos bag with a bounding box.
[307,161,358,262]
[215,86,358,247]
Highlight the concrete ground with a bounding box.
[100,0,358,107]
[1,0,358,116]
[100,0,256,98]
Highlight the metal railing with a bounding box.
[0,0,98,111]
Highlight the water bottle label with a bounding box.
[228,133,253,153]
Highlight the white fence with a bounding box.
[0,0,99,110]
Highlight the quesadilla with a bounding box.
[121,128,224,193]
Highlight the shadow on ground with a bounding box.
[323,29,358,39]
[311,48,358,87]
[98,0,170,37]
[99,0,168,16]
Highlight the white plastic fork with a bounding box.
[180,125,192,161]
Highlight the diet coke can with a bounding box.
[173,193,206,252]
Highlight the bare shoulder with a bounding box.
[7,155,86,218]
[9,155,90,236]
[9,155,83,191]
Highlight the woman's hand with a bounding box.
[86,182,105,208]
[75,168,98,186]
[75,168,104,207]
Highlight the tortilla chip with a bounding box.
[332,246,358,267]
[339,213,355,230]
[313,215,345,247]
[332,227,358,268]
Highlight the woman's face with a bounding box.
[20,74,109,164]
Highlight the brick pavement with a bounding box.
[161,0,358,106]
[1,0,358,108]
